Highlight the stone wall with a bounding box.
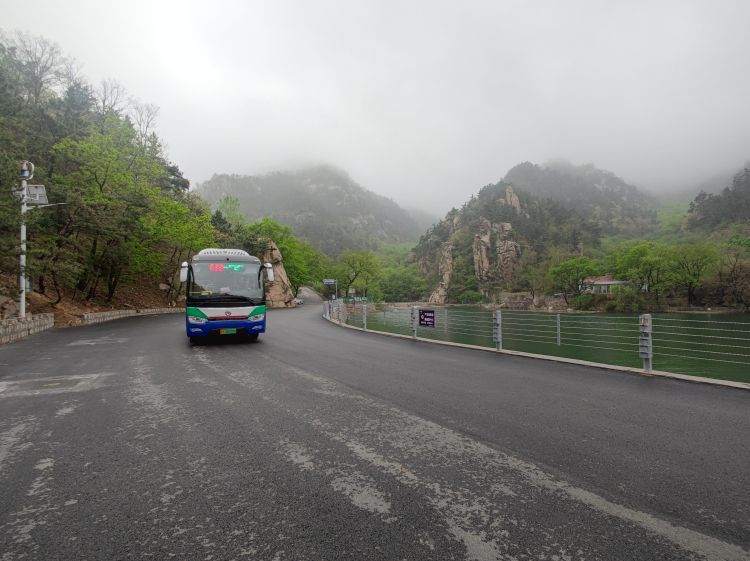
[0,313,54,345]
[80,307,182,325]
[0,308,183,345]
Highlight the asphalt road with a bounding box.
[1,303,748,561]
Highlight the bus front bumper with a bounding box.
[186,318,266,338]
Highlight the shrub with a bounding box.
[610,285,643,312]
[458,290,483,304]
[575,293,595,310]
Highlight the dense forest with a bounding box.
[0,31,217,310]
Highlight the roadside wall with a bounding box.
[0,313,55,345]
[0,308,183,345]
[80,307,182,325]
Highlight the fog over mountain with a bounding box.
[4,1,749,215]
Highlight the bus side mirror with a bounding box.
[264,262,275,283]
[179,262,188,283]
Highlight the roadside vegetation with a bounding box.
[1,30,747,316]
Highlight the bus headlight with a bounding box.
[188,315,208,324]
[248,313,265,322]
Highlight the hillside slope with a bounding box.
[196,166,423,255]
[414,161,658,303]
[504,160,657,236]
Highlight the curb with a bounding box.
[323,315,750,392]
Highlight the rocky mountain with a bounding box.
[503,160,657,236]
[195,166,424,256]
[414,161,657,303]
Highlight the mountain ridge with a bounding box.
[195,165,426,255]
[414,160,659,303]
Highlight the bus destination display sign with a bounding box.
[209,263,245,272]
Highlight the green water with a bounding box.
[348,306,750,384]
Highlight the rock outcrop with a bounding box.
[472,217,521,297]
[260,241,295,308]
[496,232,521,288]
[427,242,454,304]
[416,185,523,304]
[500,185,521,211]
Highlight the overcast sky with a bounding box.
[4,0,750,214]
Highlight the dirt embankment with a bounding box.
[0,273,179,326]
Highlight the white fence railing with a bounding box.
[324,301,750,382]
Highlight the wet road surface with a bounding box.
[0,305,748,560]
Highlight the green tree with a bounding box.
[613,241,672,304]
[548,257,599,306]
[718,244,750,310]
[49,114,166,300]
[666,244,719,305]
[515,249,550,300]
[380,265,428,302]
[216,196,245,230]
[243,218,309,296]
[335,250,381,298]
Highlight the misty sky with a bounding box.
[4,0,750,214]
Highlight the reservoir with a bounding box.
[348,305,750,384]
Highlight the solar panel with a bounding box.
[26,185,48,206]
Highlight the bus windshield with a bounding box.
[189,262,263,301]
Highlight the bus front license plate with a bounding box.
[220,328,237,335]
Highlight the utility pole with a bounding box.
[18,161,33,319]
[15,161,61,319]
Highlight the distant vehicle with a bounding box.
[180,248,275,344]
[293,297,304,305]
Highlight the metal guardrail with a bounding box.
[323,301,750,378]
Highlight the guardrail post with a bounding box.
[411,306,418,339]
[556,313,561,346]
[493,310,502,351]
[362,302,367,330]
[639,313,653,372]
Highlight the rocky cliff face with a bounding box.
[427,242,454,303]
[260,241,295,308]
[420,185,523,304]
[472,218,521,297]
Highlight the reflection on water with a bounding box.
[348,305,750,384]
